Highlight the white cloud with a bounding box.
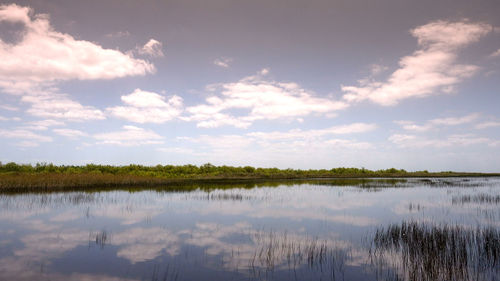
[94,125,163,146]
[342,20,491,106]
[389,133,491,148]
[393,120,432,132]
[322,139,374,149]
[247,123,376,141]
[53,128,87,138]
[185,70,348,128]
[0,4,160,123]
[369,64,388,75]
[20,119,65,131]
[395,113,479,132]
[15,141,40,147]
[0,4,155,95]
[139,39,164,57]
[107,89,183,123]
[184,134,254,151]
[21,92,105,121]
[0,225,138,281]
[247,125,375,153]
[0,3,30,23]
[157,147,196,154]
[111,227,180,263]
[0,103,19,111]
[490,48,500,57]
[475,121,500,129]
[177,123,375,165]
[213,57,233,68]
[0,115,20,121]
[0,128,52,147]
[105,31,130,38]
[430,113,479,125]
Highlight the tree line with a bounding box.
[0,162,435,178]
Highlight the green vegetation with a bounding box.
[0,162,498,192]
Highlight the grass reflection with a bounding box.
[371,221,499,281]
[250,230,350,281]
[451,194,500,205]
[1,177,496,195]
[89,230,108,250]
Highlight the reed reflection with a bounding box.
[370,221,500,281]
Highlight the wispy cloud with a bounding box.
[369,64,389,75]
[0,103,19,111]
[21,92,105,121]
[182,134,254,152]
[475,121,500,129]
[94,125,163,146]
[247,123,376,140]
[342,20,491,106]
[175,123,376,164]
[157,147,196,154]
[213,57,233,68]
[53,128,88,138]
[430,113,480,125]
[112,227,180,263]
[395,113,479,132]
[0,115,21,122]
[139,39,164,57]
[0,128,52,147]
[184,69,347,128]
[490,48,500,57]
[20,119,65,131]
[105,31,131,38]
[107,89,183,123]
[389,133,493,148]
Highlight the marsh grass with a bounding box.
[371,221,500,281]
[242,230,351,281]
[1,174,494,194]
[1,162,497,192]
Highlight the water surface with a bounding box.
[0,178,499,281]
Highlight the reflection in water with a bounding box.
[371,221,500,281]
[407,202,424,212]
[151,263,179,281]
[89,230,108,250]
[189,192,254,201]
[0,177,499,280]
[0,192,101,209]
[247,230,350,281]
[452,193,500,205]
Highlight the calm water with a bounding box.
[0,178,499,281]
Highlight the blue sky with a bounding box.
[0,0,499,171]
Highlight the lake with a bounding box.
[0,178,498,281]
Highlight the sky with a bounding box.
[0,0,499,172]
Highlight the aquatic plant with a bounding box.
[371,221,500,281]
[244,230,351,281]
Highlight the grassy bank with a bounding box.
[0,162,498,192]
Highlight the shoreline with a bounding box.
[1,172,499,192]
